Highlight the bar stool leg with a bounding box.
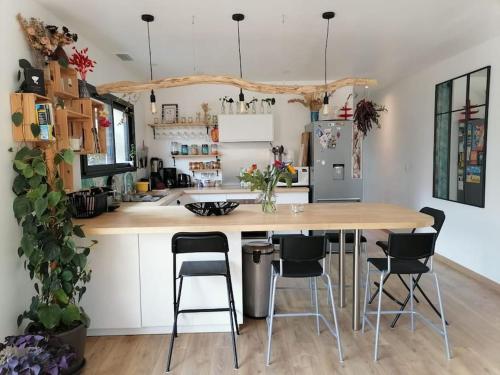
[225,276,239,369]
[409,274,415,332]
[324,273,343,362]
[374,271,385,361]
[266,274,278,366]
[226,272,240,335]
[313,277,320,335]
[362,263,371,333]
[166,276,183,372]
[434,273,452,359]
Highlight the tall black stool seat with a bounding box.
[166,232,239,372]
[271,260,323,278]
[367,258,430,274]
[326,232,367,244]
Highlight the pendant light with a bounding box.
[232,13,246,114]
[321,11,335,116]
[142,14,157,114]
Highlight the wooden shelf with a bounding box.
[148,122,215,128]
[190,169,221,172]
[66,109,90,120]
[171,154,221,158]
[53,89,79,100]
[45,61,79,99]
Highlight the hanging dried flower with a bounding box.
[353,99,387,136]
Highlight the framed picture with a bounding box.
[161,104,178,124]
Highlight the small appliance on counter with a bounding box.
[276,166,309,187]
[177,173,192,188]
[161,167,177,188]
[150,157,165,190]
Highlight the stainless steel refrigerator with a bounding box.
[306,121,363,203]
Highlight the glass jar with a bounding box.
[201,144,209,155]
[181,144,189,155]
[190,144,199,155]
[171,142,179,155]
[210,144,218,155]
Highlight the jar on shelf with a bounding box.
[210,144,218,155]
[210,125,219,142]
[171,142,180,155]
[201,144,209,155]
[190,144,199,155]
[181,144,189,155]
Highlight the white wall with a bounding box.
[365,35,500,283]
[143,84,352,184]
[0,0,143,339]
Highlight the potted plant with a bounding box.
[0,334,75,374]
[288,94,323,121]
[353,99,387,136]
[238,161,295,213]
[10,135,95,372]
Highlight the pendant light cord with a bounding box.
[237,21,243,79]
[324,18,330,88]
[147,21,153,81]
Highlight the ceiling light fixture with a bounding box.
[232,13,246,114]
[142,14,157,114]
[322,11,335,116]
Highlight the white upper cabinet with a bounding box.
[218,114,274,142]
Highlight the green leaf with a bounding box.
[29,174,42,189]
[61,270,73,281]
[54,152,64,165]
[33,161,47,176]
[34,197,48,219]
[48,191,61,207]
[53,288,69,305]
[63,221,73,236]
[62,149,74,164]
[62,281,73,295]
[13,196,31,220]
[13,175,28,195]
[60,245,75,263]
[38,304,62,330]
[23,165,34,178]
[43,241,60,260]
[73,225,85,238]
[11,112,23,126]
[74,253,87,269]
[21,234,35,258]
[30,123,40,138]
[55,178,64,191]
[14,160,28,170]
[15,147,31,161]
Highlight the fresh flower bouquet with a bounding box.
[0,334,75,375]
[238,161,296,213]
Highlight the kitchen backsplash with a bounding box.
[81,171,136,193]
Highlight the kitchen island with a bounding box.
[77,202,432,336]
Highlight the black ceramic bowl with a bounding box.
[184,201,240,216]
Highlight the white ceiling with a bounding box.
[38,0,500,87]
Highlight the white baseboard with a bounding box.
[88,324,234,336]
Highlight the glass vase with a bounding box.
[79,80,90,98]
[259,187,277,214]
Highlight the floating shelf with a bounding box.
[171,154,221,158]
[148,122,215,128]
[66,109,90,120]
[190,168,221,176]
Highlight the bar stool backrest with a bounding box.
[414,207,446,237]
[280,236,326,262]
[172,232,229,254]
[387,233,436,260]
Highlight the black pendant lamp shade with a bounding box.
[142,14,157,114]
[322,11,335,116]
[232,13,246,113]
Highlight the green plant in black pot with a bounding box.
[11,142,95,371]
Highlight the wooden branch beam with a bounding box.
[96,75,377,95]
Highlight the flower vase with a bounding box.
[79,79,90,98]
[310,111,319,122]
[259,188,277,214]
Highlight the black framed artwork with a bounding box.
[433,66,490,208]
[161,104,178,123]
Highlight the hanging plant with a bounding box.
[353,99,387,136]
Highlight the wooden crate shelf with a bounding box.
[11,93,54,142]
[45,61,79,99]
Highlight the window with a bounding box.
[81,84,136,178]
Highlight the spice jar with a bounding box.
[181,144,189,155]
[201,144,209,155]
[210,144,218,155]
[190,144,199,155]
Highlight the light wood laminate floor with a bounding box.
[83,231,500,374]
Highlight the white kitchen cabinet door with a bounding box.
[226,193,259,202]
[83,234,142,330]
[188,194,227,202]
[276,192,309,204]
[218,114,274,142]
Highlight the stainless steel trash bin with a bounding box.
[242,242,274,318]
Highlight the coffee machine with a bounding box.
[150,157,165,190]
[177,173,191,188]
[161,167,177,188]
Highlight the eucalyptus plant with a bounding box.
[11,144,94,333]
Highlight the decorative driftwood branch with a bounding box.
[96,75,377,95]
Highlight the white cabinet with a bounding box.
[185,194,227,203]
[218,114,274,142]
[276,192,309,204]
[83,235,142,331]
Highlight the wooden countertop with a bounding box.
[181,186,309,194]
[76,203,432,235]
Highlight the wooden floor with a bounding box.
[83,231,500,375]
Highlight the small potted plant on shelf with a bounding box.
[238,161,295,213]
[68,47,96,98]
[288,94,323,121]
[10,122,96,373]
[0,334,76,374]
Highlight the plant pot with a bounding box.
[55,324,87,375]
[310,111,319,122]
[78,80,90,98]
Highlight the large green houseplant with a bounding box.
[10,119,95,371]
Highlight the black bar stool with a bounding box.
[266,235,343,365]
[166,232,239,372]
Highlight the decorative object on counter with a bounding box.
[68,47,96,98]
[339,93,353,120]
[185,201,240,216]
[17,14,78,67]
[220,96,235,114]
[262,98,276,113]
[248,98,258,114]
[135,180,149,193]
[141,14,157,114]
[238,161,295,213]
[0,334,77,375]
[321,12,335,116]
[161,104,178,123]
[353,99,387,136]
[11,146,94,373]
[288,94,323,121]
[18,59,45,96]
